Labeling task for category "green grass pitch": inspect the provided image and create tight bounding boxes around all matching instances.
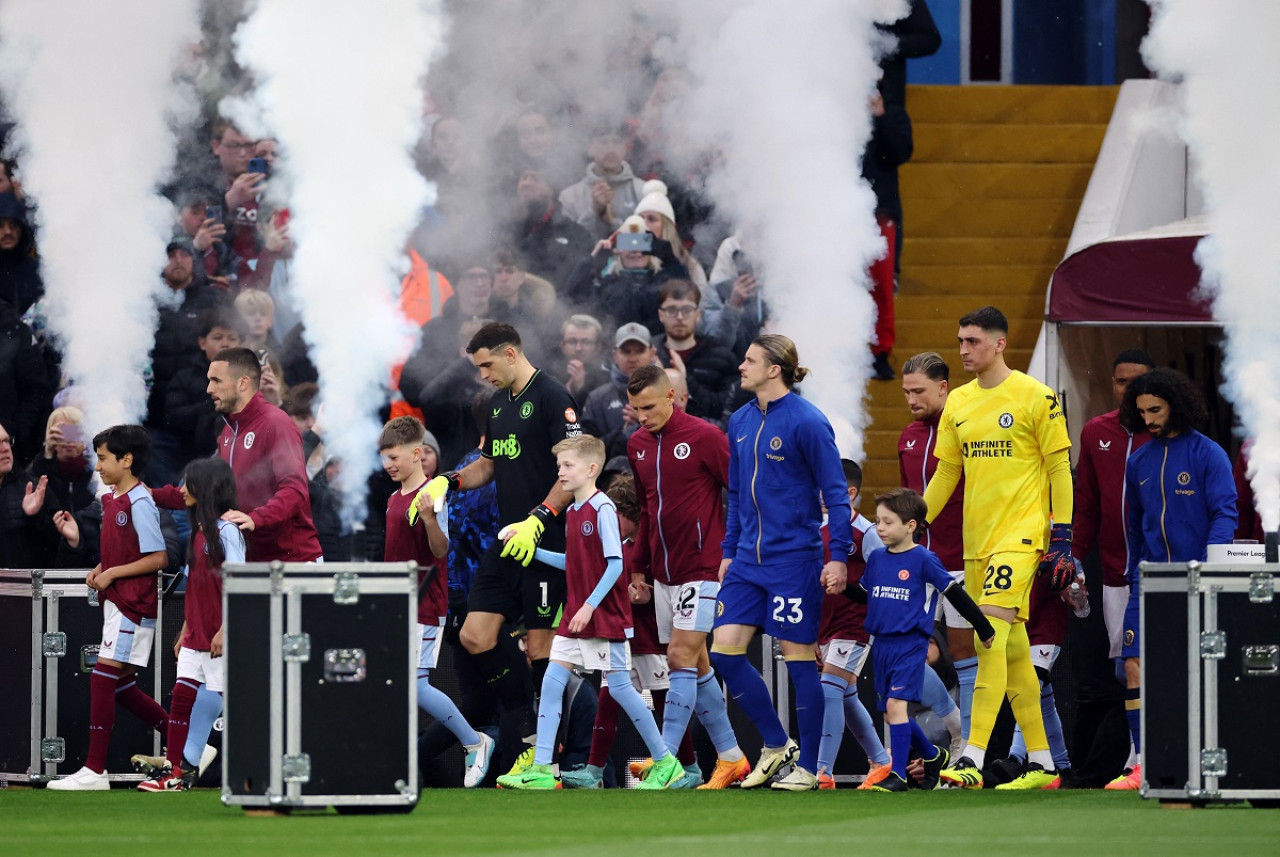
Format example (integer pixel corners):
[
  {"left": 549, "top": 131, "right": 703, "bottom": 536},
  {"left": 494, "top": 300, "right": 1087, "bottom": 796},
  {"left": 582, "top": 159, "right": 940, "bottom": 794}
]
[{"left": 2, "top": 788, "right": 1278, "bottom": 857}]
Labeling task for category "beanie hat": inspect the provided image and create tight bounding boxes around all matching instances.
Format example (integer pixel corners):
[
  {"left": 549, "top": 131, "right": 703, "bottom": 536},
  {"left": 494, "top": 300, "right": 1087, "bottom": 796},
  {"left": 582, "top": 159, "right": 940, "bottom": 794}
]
[
  {"left": 634, "top": 179, "right": 675, "bottom": 226},
  {"left": 421, "top": 429, "right": 442, "bottom": 460}
]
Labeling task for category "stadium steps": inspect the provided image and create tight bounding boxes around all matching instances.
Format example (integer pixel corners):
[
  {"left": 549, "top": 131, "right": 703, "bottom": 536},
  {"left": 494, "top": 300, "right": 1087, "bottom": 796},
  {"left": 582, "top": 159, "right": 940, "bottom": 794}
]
[{"left": 859, "top": 84, "right": 1118, "bottom": 505}]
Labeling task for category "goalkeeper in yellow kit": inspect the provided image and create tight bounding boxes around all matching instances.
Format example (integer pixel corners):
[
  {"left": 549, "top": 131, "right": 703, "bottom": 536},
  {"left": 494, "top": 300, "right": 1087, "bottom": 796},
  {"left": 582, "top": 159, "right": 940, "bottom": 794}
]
[{"left": 924, "top": 307, "right": 1074, "bottom": 790}]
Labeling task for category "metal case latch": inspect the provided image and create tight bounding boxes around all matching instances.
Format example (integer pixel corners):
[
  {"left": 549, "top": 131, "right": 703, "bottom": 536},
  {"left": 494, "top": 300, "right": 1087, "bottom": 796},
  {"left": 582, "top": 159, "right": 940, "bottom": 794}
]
[
  {"left": 323, "top": 648, "right": 367, "bottom": 683},
  {"left": 1249, "top": 573, "right": 1275, "bottom": 604},
  {"left": 80, "top": 645, "right": 99, "bottom": 673},
  {"left": 1243, "top": 645, "right": 1279, "bottom": 676},
  {"left": 1201, "top": 748, "right": 1228, "bottom": 778},
  {"left": 1200, "top": 630, "right": 1227, "bottom": 659},
  {"left": 41, "top": 737, "right": 65, "bottom": 763},
  {"left": 332, "top": 572, "right": 360, "bottom": 605},
  {"left": 282, "top": 753, "right": 311, "bottom": 783},
  {"left": 42, "top": 632, "right": 66, "bottom": 657},
  {"left": 282, "top": 633, "right": 311, "bottom": 663}
]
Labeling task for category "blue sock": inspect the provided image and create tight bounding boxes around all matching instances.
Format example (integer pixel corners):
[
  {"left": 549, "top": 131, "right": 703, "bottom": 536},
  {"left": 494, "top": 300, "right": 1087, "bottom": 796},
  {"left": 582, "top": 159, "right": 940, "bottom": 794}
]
[
  {"left": 534, "top": 663, "right": 571, "bottom": 765},
  {"left": 184, "top": 685, "right": 222, "bottom": 768},
  {"left": 889, "top": 721, "right": 910, "bottom": 778},
  {"left": 785, "top": 658, "right": 822, "bottom": 773},
  {"left": 1126, "top": 687, "right": 1141, "bottom": 753},
  {"left": 607, "top": 671, "right": 669, "bottom": 760},
  {"left": 910, "top": 718, "right": 935, "bottom": 758},
  {"left": 694, "top": 672, "right": 739, "bottom": 756},
  {"left": 817, "top": 675, "right": 848, "bottom": 775},
  {"left": 662, "top": 668, "right": 698, "bottom": 754},
  {"left": 418, "top": 670, "right": 480, "bottom": 748},
  {"left": 844, "top": 687, "right": 889, "bottom": 765},
  {"left": 711, "top": 650, "right": 787, "bottom": 747},
  {"left": 921, "top": 667, "right": 957, "bottom": 715},
  {"left": 954, "top": 656, "right": 978, "bottom": 741},
  {"left": 1041, "top": 682, "right": 1069, "bottom": 771},
  {"left": 1010, "top": 724, "right": 1028, "bottom": 763}
]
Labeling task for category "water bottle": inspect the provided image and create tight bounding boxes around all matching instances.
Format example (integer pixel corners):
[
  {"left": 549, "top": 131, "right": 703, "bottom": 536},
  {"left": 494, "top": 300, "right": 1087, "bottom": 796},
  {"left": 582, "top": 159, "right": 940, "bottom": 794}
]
[{"left": 1068, "top": 573, "right": 1090, "bottom": 618}]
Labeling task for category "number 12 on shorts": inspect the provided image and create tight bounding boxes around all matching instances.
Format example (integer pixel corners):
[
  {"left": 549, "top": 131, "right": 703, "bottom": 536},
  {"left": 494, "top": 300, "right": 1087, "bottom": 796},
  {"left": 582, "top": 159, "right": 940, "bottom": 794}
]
[
  {"left": 771, "top": 596, "right": 804, "bottom": 624},
  {"left": 984, "top": 564, "right": 1013, "bottom": 592}
]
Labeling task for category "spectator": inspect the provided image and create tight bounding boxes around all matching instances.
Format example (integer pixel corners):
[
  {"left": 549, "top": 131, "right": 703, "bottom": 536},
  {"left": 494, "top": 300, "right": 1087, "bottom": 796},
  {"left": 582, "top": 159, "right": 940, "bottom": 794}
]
[
  {"left": 282, "top": 381, "right": 324, "bottom": 479},
  {"left": 0, "top": 159, "right": 23, "bottom": 199},
  {"left": 418, "top": 117, "right": 476, "bottom": 216},
  {"left": 309, "top": 455, "right": 352, "bottom": 562},
  {"left": 511, "top": 169, "right": 594, "bottom": 292},
  {"left": 548, "top": 313, "right": 610, "bottom": 400},
  {"left": 0, "top": 420, "right": 41, "bottom": 566},
  {"left": 408, "top": 318, "right": 491, "bottom": 469},
  {"left": 163, "top": 307, "right": 245, "bottom": 469},
  {"left": 505, "top": 110, "right": 575, "bottom": 194},
  {"left": 634, "top": 180, "right": 706, "bottom": 288},
  {"left": 0, "top": 190, "right": 42, "bottom": 315},
  {"left": 650, "top": 280, "right": 738, "bottom": 424},
  {"left": 147, "top": 239, "right": 231, "bottom": 487},
  {"left": 863, "top": 87, "right": 914, "bottom": 381},
  {"left": 234, "top": 288, "right": 282, "bottom": 358},
  {"left": 173, "top": 187, "right": 232, "bottom": 280},
  {"left": 6, "top": 409, "right": 95, "bottom": 568},
  {"left": 490, "top": 246, "right": 561, "bottom": 364},
  {"left": 208, "top": 120, "right": 265, "bottom": 285},
  {"left": 558, "top": 122, "right": 648, "bottom": 241},
  {"left": 581, "top": 322, "right": 656, "bottom": 459},
  {"left": 0, "top": 297, "right": 51, "bottom": 465},
  {"left": 570, "top": 215, "right": 689, "bottom": 333},
  {"left": 400, "top": 263, "right": 497, "bottom": 403},
  {"left": 704, "top": 234, "right": 768, "bottom": 359}
]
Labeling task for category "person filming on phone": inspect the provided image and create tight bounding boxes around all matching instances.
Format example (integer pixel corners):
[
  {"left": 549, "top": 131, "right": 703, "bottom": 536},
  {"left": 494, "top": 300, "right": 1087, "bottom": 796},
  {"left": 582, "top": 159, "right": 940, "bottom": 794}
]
[{"left": 568, "top": 214, "right": 688, "bottom": 333}]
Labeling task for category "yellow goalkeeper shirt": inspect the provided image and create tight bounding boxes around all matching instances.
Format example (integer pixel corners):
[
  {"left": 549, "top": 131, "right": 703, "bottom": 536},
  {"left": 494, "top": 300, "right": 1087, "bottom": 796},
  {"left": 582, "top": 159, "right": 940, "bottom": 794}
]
[{"left": 933, "top": 370, "right": 1071, "bottom": 559}]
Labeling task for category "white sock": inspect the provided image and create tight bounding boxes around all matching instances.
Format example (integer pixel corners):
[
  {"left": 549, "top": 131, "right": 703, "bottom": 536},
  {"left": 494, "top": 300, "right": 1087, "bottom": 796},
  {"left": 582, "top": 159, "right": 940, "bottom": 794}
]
[
  {"left": 942, "top": 708, "right": 962, "bottom": 739},
  {"left": 1028, "top": 749, "right": 1054, "bottom": 771},
  {"left": 963, "top": 744, "right": 986, "bottom": 767},
  {"left": 719, "top": 745, "right": 745, "bottom": 763}
]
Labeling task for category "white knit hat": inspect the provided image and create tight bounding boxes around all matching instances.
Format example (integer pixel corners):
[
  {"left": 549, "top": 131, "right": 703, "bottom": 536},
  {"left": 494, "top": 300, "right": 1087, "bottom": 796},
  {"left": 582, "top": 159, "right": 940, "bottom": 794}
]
[{"left": 634, "top": 179, "right": 675, "bottom": 226}]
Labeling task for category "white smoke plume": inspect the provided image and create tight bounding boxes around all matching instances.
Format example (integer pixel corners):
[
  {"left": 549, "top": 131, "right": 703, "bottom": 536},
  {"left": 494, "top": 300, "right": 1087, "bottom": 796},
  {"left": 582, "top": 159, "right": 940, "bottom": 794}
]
[
  {"left": 659, "top": 0, "right": 906, "bottom": 460},
  {"left": 0, "top": 1, "right": 200, "bottom": 430},
  {"left": 1143, "top": 0, "right": 1280, "bottom": 530},
  {"left": 228, "top": 0, "right": 444, "bottom": 521}
]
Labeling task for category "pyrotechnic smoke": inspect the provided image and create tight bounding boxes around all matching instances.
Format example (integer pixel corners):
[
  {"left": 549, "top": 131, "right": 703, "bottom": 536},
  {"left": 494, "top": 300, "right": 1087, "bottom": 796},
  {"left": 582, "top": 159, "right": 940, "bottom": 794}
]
[
  {"left": 1143, "top": 0, "right": 1280, "bottom": 529},
  {"left": 227, "top": 0, "right": 444, "bottom": 521},
  {"left": 0, "top": 1, "right": 200, "bottom": 430},
  {"left": 660, "top": 0, "right": 907, "bottom": 460}
]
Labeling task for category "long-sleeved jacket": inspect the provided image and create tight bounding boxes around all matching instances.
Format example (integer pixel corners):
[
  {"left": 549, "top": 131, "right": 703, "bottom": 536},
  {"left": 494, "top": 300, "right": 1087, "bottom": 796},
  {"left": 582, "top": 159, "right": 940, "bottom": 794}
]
[
  {"left": 723, "top": 391, "right": 850, "bottom": 565},
  {"left": 1125, "top": 429, "right": 1236, "bottom": 584},
  {"left": 1073, "top": 409, "right": 1149, "bottom": 586}
]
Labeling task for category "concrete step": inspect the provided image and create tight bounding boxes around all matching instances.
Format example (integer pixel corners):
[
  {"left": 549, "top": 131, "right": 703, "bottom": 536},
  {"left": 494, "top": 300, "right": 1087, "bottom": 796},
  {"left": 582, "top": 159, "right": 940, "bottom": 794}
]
[
  {"left": 903, "top": 236, "right": 1066, "bottom": 268},
  {"left": 908, "top": 197, "right": 1079, "bottom": 238},
  {"left": 900, "top": 162, "right": 1094, "bottom": 200},
  {"left": 907, "top": 84, "right": 1120, "bottom": 125},
  {"left": 912, "top": 123, "right": 1107, "bottom": 164},
  {"left": 896, "top": 267, "right": 1054, "bottom": 299}
]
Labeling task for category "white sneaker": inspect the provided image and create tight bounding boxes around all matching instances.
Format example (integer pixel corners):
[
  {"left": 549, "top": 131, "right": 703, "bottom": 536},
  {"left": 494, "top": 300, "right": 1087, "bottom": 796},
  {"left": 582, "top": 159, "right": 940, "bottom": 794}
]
[
  {"left": 463, "top": 733, "right": 495, "bottom": 788},
  {"left": 47, "top": 766, "right": 110, "bottom": 791},
  {"left": 741, "top": 738, "right": 799, "bottom": 789},
  {"left": 197, "top": 744, "right": 218, "bottom": 779},
  {"left": 771, "top": 765, "right": 819, "bottom": 791}
]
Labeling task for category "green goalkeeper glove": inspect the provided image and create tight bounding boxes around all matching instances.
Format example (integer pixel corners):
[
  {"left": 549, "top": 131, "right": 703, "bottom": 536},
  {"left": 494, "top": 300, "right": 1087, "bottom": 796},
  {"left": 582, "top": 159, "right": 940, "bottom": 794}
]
[
  {"left": 408, "top": 472, "right": 460, "bottom": 526},
  {"left": 499, "top": 504, "right": 556, "bottom": 566}
]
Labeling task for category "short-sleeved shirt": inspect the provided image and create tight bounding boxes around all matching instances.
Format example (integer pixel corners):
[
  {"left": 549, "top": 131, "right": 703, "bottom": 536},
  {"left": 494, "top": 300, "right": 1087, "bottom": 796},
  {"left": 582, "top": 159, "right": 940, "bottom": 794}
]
[
  {"left": 481, "top": 370, "right": 581, "bottom": 551},
  {"left": 818, "top": 514, "right": 881, "bottom": 646},
  {"left": 861, "top": 544, "right": 955, "bottom": 638},
  {"left": 564, "top": 491, "right": 630, "bottom": 641},
  {"left": 385, "top": 483, "right": 450, "bottom": 624},
  {"left": 100, "top": 483, "right": 166, "bottom": 623},
  {"left": 933, "top": 371, "right": 1070, "bottom": 558},
  {"left": 186, "top": 519, "right": 245, "bottom": 650}
]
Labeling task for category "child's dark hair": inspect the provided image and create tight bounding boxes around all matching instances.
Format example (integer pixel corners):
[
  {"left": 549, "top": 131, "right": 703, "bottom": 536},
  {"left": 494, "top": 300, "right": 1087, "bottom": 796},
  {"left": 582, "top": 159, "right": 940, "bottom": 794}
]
[
  {"left": 841, "top": 458, "right": 863, "bottom": 491},
  {"left": 605, "top": 473, "right": 640, "bottom": 523},
  {"left": 92, "top": 425, "right": 152, "bottom": 479},
  {"left": 875, "top": 487, "right": 928, "bottom": 533},
  {"left": 183, "top": 458, "right": 239, "bottom": 569}
]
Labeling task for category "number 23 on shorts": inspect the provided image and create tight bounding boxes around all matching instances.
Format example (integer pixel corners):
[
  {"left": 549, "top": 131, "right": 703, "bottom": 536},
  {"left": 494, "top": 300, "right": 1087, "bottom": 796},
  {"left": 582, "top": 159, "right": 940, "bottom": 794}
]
[{"left": 771, "top": 596, "right": 804, "bottom": 624}]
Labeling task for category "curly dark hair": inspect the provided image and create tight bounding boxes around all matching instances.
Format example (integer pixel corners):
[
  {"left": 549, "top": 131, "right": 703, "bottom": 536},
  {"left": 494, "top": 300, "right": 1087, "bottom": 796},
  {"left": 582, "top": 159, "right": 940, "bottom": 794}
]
[{"left": 1119, "top": 367, "right": 1206, "bottom": 436}]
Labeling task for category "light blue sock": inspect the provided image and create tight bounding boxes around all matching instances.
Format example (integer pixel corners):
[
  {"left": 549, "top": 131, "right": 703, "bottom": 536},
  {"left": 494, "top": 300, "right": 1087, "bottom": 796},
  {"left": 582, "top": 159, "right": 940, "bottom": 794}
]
[
  {"left": 954, "top": 656, "right": 979, "bottom": 741},
  {"left": 607, "top": 670, "right": 670, "bottom": 760},
  {"left": 533, "top": 663, "right": 572, "bottom": 765},
  {"left": 1042, "top": 682, "right": 1070, "bottom": 771},
  {"left": 817, "top": 675, "right": 848, "bottom": 775},
  {"left": 711, "top": 650, "right": 788, "bottom": 747},
  {"left": 662, "top": 668, "right": 698, "bottom": 754},
  {"left": 921, "top": 666, "right": 957, "bottom": 715},
  {"left": 417, "top": 670, "right": 481, "bottom": 748},
  {"left": 785, "top": 659, "right": 823, "bottom": 773},
  {"left": 1010, "top": 724, "right": 1028, "bottom": 763},
  {"left": 694, "top": 672, "right": 740, "bottom": 756},
  {"left": 844, "top": 687, "right": 889, "bottom": 766},
  {"left": 183, "top": 685, "right": 222, "bottom": 768}
]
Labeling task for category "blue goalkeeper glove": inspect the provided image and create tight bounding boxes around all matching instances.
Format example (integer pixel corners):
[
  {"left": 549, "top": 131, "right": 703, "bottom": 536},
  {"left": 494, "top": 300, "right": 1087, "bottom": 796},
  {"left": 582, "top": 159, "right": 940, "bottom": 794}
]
[
  {"left": 1038, "top": 523, "right": 1075, "bottom": 591},
  {"left": 499, "top": 504, "right": 556, "bottom": 567}
]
